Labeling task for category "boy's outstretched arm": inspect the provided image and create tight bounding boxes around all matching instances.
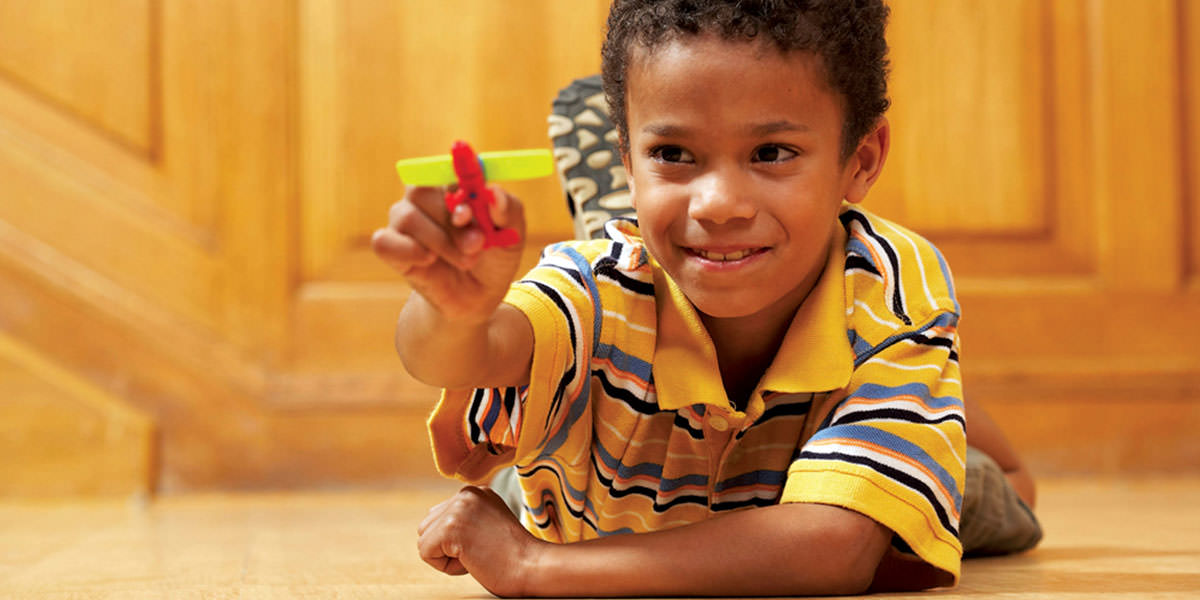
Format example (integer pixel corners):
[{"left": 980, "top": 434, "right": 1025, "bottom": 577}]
[
  {"left": 373, "top": 184, "right": 533, "bottom": 389},
  {"left": 418, "top": 486, "right": 899, "bottom": 598}
]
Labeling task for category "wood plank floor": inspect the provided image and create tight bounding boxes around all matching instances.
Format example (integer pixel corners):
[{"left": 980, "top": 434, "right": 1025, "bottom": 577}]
[{"left": 2, "top": 478, "right": 1198, "bottom": 599}]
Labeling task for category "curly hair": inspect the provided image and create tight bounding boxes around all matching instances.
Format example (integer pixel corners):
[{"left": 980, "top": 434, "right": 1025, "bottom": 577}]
[{"left": 601, "top": 0, "right": 891, "bottom": 162}]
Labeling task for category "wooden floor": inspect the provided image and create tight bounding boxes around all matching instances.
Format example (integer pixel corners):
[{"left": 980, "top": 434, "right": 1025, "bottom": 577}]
[{"left": 2, "top": 478, "right": 1198, "bottom": 599}]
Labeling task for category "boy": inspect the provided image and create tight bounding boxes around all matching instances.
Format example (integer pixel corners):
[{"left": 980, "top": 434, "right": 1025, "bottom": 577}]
[{"left": 374, "top": 0, "right": 1039, "bottom": 596}]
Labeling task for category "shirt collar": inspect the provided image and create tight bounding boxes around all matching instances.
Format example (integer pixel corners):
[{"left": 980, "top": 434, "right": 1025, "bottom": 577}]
[{"left": 651, "top": 225, "right": 854, "bottom": 413}]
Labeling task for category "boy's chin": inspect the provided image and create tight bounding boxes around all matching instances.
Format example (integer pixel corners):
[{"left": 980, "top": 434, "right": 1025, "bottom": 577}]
[{"left": 691, "top": 294, "right": 774, "bottom": 321}]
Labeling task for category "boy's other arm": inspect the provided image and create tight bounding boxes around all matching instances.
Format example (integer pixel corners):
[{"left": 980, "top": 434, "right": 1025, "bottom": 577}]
[
  {"left": 419, "top": 486, "right": 901, "bottom": 598},
  {"left": 373, "top": 184, "right": 533, "bottom": 389},
  {"left": 965, "top": 398, "right": 1036, "bottom": 508}
]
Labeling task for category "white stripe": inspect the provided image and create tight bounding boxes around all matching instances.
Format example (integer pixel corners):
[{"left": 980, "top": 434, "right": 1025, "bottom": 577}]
[
  {"left": 839, "top": 397, "right": 959, "bottom": 423},
  {"left": 594, "top": 364, "right": 650, "bottom": 398},
  {"left": 852, "top": 218, "right": 904, "bottom": 319},
  {"left": 602, "top": 309, "right": 655, "bottom": 334},
  {"left": 880, "top": 219, "right": 939, "bottom": 311},
  {"left": 854, "top": 299, "right": 901, "bottom": 330},
  {"left": 804, "top": 440, "right": 957, "bottom": 522},
  {"left": 865, "top": 357, "right": 943, "bottom": 373}
]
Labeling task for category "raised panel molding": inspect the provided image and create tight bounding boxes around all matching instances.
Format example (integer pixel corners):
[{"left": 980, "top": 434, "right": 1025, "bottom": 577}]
[
  {"left": 0, "top": 125, "right": 222, "bottom": 335},
  {"left": 297, "top": 0, "right": 593, "bottom": 284},
  {"left": 0, "top": 332, "right": 154, "bottom": 498},
  {"left": 875, "top": 0, "right": 1097, "bottom": 281},
  {"left": 0, "top": 220, "right": 441, "bottom": 490},
  {"left": 884, "top": 0, "right": 1050, "bottom": 234},
  {"left": 0, "top": 0, "right": 155, "bottom": 154}
]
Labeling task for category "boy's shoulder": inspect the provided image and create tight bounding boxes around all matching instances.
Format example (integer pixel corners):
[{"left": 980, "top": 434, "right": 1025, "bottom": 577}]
[{"left": 838, "top": 204, "right": 960, "bottom": 332}]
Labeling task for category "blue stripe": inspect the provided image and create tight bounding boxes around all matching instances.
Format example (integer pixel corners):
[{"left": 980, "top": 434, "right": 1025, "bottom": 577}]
[
  {"left": 808, "top": 424, "right": 962, "bottom": 508},
  {"left": 929, "top": 242, "right": 960, "bottom": 314},
  {"left": 520, "top": 461, "right": 587, "bottom": 505},
  {"left": 592, "top": 439, "right": 709, "bottom": 492},
  {"left": 847, "top": 329, "right": 873, "bottom": 357},
  {"left": 594, "top": 342, "right": 653, "bottom": 382},
  {"left": 480, "top": 390, "right": 502, "bottom": 435},
  {"left": 846, "top": 238, "right": 876, "bottom": 268},
  {"left": 713, "top": 469, "right": 786, "bottom": 493},
  {"left": 559, "top": 246, "right": 603, "bottom": 356},
  {"left": 853, "top": 312, "right": 959, "bottom": 367},
  {"left": 849, "top": 382, "right": 963, "bottom": 410}
]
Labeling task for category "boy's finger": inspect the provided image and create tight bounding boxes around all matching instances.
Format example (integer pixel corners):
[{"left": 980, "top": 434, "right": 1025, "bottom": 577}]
[
  {"left": 392, "top": 186, "right": 447, "bottom": 224},
  {"left": 487, "top": 185, "right": 521, "bottom": 231},
  {"left": 484, "top": 184, "right": 508, "bottom": 229},
  {"left": 417, "top": 530, "right": 460, "bottom": 574},
  {"left": 386, "top": 202, "right": 471, "bottom": 269},
  {"left": 417, "top": 497, "right": 456, "bottom": 536},
  {"left": 449, "top": 203, "right": 474, "bottom": 228},
  {"left": 371, "top": 228, "right": 436, "bottom": 273},
  {"left": 444, "top": 559, "right": 468, "bottom": 576}
]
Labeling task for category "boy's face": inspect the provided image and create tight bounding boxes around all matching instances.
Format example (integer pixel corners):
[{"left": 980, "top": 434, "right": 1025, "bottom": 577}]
[{"left": 623, "top": 35, "right": 876, "bottom": 324}]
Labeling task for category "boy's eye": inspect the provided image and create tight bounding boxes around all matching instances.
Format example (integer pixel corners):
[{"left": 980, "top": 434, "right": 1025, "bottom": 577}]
[
  {"left": 649, "top": 145, "right": 694, "bottom": 163},
  {"left": 752, "top": 144, "right": 798, "bottom": 163}
]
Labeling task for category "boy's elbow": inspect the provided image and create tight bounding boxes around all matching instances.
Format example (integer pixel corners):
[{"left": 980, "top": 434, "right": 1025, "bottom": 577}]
[
  {"left": 790, "top": 507, "right": 891, "bottom": 595},
  {"left": 810, "top": 540, "right": 882, "bottom": 596},
  {"left": 827, "top": 555, "right": 879, "bottom": 596}
]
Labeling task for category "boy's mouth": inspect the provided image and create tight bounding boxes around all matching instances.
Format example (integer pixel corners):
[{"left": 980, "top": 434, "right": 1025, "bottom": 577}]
[{"left": 686, "top": 247, "right": 768, "bottom": 262}]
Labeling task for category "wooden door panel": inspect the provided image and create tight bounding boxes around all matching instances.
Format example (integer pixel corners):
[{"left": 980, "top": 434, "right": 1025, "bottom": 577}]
[
  {"left": 1, "top": 0, "right": 1196, "bottom": 496},
  {"left": 0, "top": 0, "right": 154, "bottom": 153},
  {"left": 287, "top": 0, "right": 609, "bottom": 391}
]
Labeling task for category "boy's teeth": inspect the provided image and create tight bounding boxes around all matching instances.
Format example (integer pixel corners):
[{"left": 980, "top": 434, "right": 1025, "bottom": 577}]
[{"left": 697, "top": 248, "right": 754, "bottom": 261}]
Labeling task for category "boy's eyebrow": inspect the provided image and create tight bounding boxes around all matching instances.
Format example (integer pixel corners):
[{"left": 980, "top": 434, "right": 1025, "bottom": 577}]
[
  {"left": 641, "top": 123, "right": 689, "bottom": 137},
  {"left": 748, "top": 120, "right": 811, "bottom": 135},
  {"left": 641, "top": 121, "right": 811, "bottom": 137}
]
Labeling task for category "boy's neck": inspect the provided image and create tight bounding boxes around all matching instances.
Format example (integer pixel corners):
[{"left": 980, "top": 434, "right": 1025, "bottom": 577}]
[
  {"left": 697, "top": 249, "right": 830, "bottom": 412},
  {"left": 701, "top": 312, "right": 791, "bottom": 411}
]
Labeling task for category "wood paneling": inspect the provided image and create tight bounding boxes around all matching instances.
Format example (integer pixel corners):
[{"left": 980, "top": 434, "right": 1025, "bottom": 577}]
[
  {"left": 0, "top": 333, "right": 153, "bottom": 497},
  {"left": 0, "top": 0, "right": 1197, "bottom": 496},
  {"left": 884, "top": 0, "right": 1048, "bottom": 234},
  {"left": 0, "top": 0, "right": 153, "bottom": 153},
  {"left": 291, "top": 0, "right": 606, "bottom": 376},
  {"left": 1185, "top": 0, "right": 1200, "bottom": 286}
]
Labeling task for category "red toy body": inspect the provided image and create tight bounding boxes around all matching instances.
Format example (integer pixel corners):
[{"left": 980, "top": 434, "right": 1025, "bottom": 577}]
[{"left": 446, "top": 141, "right": 521, "bottom": 248}]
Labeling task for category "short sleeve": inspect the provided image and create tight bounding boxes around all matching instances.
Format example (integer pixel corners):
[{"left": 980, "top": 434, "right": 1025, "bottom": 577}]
[
  {"left": 427, "top": 242, "right": 603, "bottom": 483},
  {"left": 781, "top": 311, "right": 966, "bottom": 582}
]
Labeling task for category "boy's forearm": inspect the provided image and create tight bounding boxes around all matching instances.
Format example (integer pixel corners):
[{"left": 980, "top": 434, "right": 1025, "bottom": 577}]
[
  {"left": 395, "top": 295, "right": 532, "bottom": 389},
  {"left": 521, "top": 502, "right": 891, "bottom": 598}
]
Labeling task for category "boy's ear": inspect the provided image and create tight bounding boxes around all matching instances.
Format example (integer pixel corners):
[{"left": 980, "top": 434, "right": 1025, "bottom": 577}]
[{"left": 843, "top": 117, "right": 890, "bottom": 205}]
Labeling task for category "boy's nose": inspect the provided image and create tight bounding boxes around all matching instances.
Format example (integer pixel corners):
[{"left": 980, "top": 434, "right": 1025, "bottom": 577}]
[{"left": 687, "top": 167, "right": 757, "bottom": 224}]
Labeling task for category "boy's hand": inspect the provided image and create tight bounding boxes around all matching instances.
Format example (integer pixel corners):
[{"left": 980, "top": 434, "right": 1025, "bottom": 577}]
[
  {"left": 372, "top": 184, "right": 526, "bottom": 324},
  {"left": 417, "top": 486, "right": 543, "bottom": 598}
]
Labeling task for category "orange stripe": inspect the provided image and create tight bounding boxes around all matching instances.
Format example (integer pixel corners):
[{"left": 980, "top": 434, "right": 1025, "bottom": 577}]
[
  {"left": 591, "top": 357, "right": 652, "bottom": 394},
  {"left": 851, "top": 230, "right": 891, "bottom": 293},
  {"left": 789, "top": 464, "right": 962, "bottom": 553},
  {"left": 807, "top": 437, "right": 960, "bottom": 519},
  {"left": 841, "top": 393, "right": 961, "bottom": 415}
]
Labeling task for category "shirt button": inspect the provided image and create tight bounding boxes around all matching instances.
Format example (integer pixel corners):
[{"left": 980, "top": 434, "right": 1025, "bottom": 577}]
[{"left": 709, "top": 416, "right": 729, "bottom": 432}]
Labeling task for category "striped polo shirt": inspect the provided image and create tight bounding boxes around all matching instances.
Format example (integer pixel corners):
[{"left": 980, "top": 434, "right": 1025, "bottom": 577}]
[{"left": 428, "top": 204, "right": 966, "bottom": 581}]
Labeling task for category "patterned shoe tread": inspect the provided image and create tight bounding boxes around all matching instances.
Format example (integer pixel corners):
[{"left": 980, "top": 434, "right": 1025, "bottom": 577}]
[{"left": 548, "top": 75, "right": 634, "bottom": 240}]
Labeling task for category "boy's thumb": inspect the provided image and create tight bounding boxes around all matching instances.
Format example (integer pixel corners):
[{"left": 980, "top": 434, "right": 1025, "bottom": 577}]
[{"left": 488, "top": 185, "right": 524, "bottom": 235}]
